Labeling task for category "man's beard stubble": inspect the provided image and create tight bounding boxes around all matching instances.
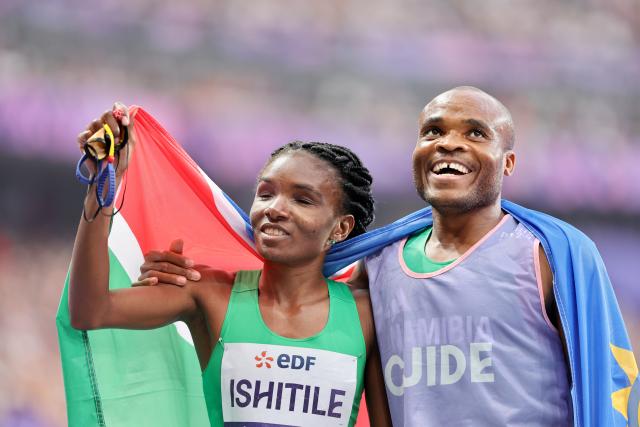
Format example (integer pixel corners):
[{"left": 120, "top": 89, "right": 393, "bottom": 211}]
[{"left": 415, "top": 170, "right": 503, "bottom": 216}]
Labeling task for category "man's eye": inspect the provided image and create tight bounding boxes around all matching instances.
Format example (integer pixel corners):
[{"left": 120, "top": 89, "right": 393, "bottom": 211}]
[
  {"left": 469, "top": 129, "right": 485, "bottom": 138},
  {"left": 296, "top": 198, "right": 313, "bottom": 205},
  {"left": 257, "top": 193, "right": 272, "bottom": 199},
  {"left": 424, "top": 128, "right": 441, "bottom": 138}
]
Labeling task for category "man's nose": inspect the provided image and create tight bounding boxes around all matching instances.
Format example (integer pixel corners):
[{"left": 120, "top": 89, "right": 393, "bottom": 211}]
[{"left": 435, "top": 132, "right": 467, "bottom": 152}]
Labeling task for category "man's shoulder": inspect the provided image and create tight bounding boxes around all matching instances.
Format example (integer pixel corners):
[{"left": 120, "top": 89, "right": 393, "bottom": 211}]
[
  {"left": 504, "top": 200, "right": 596, "bottom": 248},
  {"left": 363, "top": 238, "right": 402, "bottom": 265},
  {"left": 506, "top": 201, "right": 608, "bottom": 284}
]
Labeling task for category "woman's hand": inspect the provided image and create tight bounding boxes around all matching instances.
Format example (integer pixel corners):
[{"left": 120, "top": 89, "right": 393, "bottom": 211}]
[
  {"left": 134, "top": 239, "right": 203, "bottom": 287},
  {"left": 76, "top": 102, "right": 135, "bottom": 179}
]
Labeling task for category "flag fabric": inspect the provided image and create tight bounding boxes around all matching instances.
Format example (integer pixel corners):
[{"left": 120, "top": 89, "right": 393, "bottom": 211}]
[
  {"left": 58, "top": 107, "right": 636, "bottom": 427},
  {"left": 326, "top": 200, "right": 639, "bottom": 427},
  {"left": 56, "top": 107, "right": 370, "bottom": 426}
]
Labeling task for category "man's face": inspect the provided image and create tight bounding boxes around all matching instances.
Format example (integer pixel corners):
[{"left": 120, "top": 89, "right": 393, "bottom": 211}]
[{"left": 412, "top": 89, "right": 515, "bottom": 214}]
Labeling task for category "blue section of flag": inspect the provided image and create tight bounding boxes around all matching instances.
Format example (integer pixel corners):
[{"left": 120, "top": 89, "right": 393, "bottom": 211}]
[
  {"left": 629, "top": 380, "right": 640, "bottom": 427},
  {"left": 223, "top": 190, "right": 251, "bottom": 225},
  {"left": 222, "top": 189, "right": 256, "bottom": 241},
  {"left": 322, "top": 199, "right": 636, "bottom": 427}
]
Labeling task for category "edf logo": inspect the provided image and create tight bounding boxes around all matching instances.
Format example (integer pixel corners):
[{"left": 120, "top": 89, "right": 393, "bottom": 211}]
[
  {"left": 254, "top": 351, "right": 274, "bottom": 368},
  {"left": 254, "top": 351, "right": 317, "bottom": 371}
]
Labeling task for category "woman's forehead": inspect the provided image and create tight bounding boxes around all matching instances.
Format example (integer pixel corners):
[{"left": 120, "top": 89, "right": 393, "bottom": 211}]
[{"left": 261, "top": 151, "right": 340, "bottom": 188}]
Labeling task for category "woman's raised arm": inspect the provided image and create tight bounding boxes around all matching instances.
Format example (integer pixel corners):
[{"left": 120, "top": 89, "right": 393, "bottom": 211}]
[{"left": 69, "top": 104, "right": 198, "bottom": 330}]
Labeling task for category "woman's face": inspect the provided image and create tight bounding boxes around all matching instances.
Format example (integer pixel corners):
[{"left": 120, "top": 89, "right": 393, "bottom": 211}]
[{"left": 249, "top": 151, "right": 352, "bottom": 266}]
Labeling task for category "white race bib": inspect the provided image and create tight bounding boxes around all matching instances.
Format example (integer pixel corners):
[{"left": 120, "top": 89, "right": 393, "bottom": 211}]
[{"left": 221, "top": 343, "right": 358, "bottom": 426}]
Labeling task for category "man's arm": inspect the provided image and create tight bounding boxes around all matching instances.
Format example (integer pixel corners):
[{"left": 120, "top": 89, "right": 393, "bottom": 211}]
[
  {"left": 347, "top": 260, "right": 369, "bottom": 290},
  {"left": 364, "top": 341, "right": 392, "bottom": 426},
  {"left": 352, "top": 289, "right": 391, "bottom": 426},
  {"left": 136, "top": 244, "right": 370, "bottom": 291},
  {"left": 538, "top": 244, "right": 571, "bottom": 377}
]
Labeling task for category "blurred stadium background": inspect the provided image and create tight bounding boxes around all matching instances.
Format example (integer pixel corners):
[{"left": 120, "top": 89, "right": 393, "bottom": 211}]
[{"left": 1, "top": 1, "right": 639, "bottom": 425}]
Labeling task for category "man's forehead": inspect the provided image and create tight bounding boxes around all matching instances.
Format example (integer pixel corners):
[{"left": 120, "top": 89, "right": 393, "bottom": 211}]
[
  {"left": 420, "top": 89, "right": 509, "bottom": 126},
  {"left": 418, "top": 87, "right": 516, "bottom": 148}
]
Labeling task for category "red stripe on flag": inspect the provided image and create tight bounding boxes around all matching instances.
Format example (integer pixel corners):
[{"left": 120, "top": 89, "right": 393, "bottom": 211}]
[
  {"left": 330, "top": 264, "right": 356, "bottom": 282},
  {"left": 355, "top": 394, "right": 370, "bottom": 426},
  {"left": 117, "top": 107, "right": 263, "bottom": 271}
]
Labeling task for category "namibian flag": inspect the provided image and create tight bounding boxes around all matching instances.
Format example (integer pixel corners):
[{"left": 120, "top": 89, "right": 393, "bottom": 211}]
[{"left": 56, "top": 107, "right": 366, "bottom": 426}]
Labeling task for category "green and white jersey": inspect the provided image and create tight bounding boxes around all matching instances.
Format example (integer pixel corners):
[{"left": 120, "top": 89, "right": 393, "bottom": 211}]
[{"left": 202, "top": 270, "right": 366, "bottom": 427}]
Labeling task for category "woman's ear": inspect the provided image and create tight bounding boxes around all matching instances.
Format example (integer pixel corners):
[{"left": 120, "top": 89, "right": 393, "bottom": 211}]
[{"left": 332, "top": 215, "right": 355, "bottom": 244}]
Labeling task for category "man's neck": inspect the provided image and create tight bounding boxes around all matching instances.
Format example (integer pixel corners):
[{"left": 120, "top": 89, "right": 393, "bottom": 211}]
[{"left": 426, "top": 201, "right": 505, "bottom": 262}]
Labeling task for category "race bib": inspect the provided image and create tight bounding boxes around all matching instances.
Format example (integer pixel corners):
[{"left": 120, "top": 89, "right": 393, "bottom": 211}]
[{"left": 221, "top": 342, "right": 358, "bottom": 426}]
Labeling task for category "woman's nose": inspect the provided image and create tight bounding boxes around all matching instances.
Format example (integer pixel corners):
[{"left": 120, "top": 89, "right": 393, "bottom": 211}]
[{"left": 264, "top": 197, "right": 288, "bottom": 221}]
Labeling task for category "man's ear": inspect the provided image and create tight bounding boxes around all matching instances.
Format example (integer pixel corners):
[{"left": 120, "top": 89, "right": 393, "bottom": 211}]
[{"left": 503, "top": 150, "right": 516, "bottom": 176}]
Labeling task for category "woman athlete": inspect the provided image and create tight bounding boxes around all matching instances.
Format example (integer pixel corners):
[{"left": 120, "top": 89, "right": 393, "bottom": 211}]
[{"left": 69, "top": 104, "right": 391, "bottom": 426}]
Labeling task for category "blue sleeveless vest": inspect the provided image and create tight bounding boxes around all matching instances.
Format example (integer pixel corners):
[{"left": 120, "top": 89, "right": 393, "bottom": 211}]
[{"left": 366, "top": 215, "right": 571, "bottom": 426}]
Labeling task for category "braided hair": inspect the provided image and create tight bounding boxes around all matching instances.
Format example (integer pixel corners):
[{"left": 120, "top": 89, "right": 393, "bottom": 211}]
[{"left": 266, "top": 141, "right": 375, "bottom": 238}]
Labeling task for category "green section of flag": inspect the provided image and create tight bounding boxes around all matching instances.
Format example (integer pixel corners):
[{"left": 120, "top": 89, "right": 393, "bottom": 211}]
[{"left": 57, "top": 250, "right": 210, "bottom": 426}]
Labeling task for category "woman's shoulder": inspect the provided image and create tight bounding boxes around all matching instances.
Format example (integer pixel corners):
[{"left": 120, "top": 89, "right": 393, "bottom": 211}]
[
  {"left": 189, "top": 267, "right": 236, "bottom": 298},
  {"left": 328, "top": 280, "right": 371, "bottom": 312}
]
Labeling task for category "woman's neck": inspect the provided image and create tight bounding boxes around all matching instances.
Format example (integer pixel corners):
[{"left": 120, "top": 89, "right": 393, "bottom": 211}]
[{"left": 259, "top": 260, "right": 328, "bottom": 307}]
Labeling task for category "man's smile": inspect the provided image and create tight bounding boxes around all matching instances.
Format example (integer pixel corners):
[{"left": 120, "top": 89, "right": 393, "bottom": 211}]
[
  {"left": 425, "top": 159, "right": 475, "bottom": 186},
  {"left": 430, "top": 161, "right": 471, "bottom": 176}
]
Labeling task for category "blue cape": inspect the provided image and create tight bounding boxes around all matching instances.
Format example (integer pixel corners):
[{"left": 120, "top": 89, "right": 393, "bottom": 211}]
[{"left": 325, "top": 199, "right": 638, "bottom": 427}]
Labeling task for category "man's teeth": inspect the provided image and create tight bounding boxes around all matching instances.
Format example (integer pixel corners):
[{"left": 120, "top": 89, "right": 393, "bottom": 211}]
[
  {"left": 432, "top": 162, "right": 470, "bottom": 174},
  {"left": 263, "top": 227, "right": 286, "bottom": 236}
]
